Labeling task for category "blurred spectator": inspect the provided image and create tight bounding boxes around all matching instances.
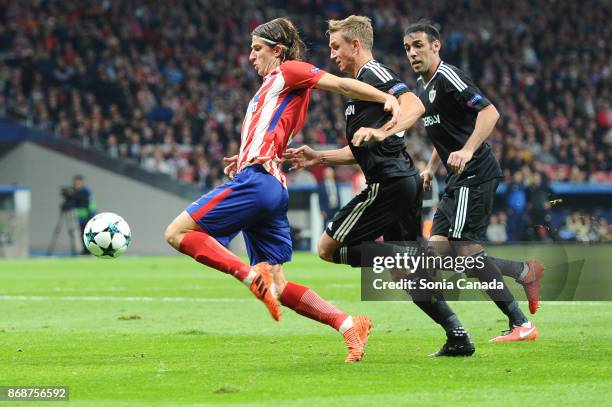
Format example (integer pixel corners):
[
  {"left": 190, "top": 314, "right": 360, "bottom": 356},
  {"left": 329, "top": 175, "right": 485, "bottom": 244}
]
[
  {"left": 558, "top": 211, "right": 610, "bottom": 242},
  {"left": 560, "top": 211, "right": 582, "bottom": 241},
  {"left": 65, "top": 174, "right": 96, "bottom": 255},
  {"left": 526, "top": 171, "right": 554, "bottom": 240},
  {"left": 576, "top": 216, "right": 599, "bottom": 242},
  {"left": 142, "top": 146, "right": 175, "bottom": 177},
  {"left": 505, "top": 171, "right": 528, "bottom": 241},
  {"left": 318, "top": 167, "right": 341, "bottom": 223},
  {"left": 486, "top": 213, "right": 508, "bottom": 243},
  {"left": 596, "top": 218, "right": 612, "bottom": 241}
]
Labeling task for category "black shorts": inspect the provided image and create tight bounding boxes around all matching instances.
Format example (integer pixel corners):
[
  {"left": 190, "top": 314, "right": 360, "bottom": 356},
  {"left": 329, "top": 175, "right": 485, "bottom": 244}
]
[
  {"left": 325, "top": 175, "right": 422, "bottom": 244},
  {"left": 431, "top": 178, "right": 500, "bottom": 241}
]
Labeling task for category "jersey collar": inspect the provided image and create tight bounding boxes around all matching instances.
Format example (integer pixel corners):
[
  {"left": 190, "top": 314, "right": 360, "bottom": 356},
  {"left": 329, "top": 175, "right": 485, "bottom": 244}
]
[
  {"left": 264, "top": 62, "right": 284, "bottom": 81},
  {"left": 421, "top": 60, "right": 443, "bottom": 89},
  {"left": 356, "top": 58, "right": 374, "bottom": 78}
]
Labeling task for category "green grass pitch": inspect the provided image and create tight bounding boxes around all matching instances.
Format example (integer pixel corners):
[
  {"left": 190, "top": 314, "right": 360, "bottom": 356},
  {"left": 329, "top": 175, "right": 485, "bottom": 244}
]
[{"left": 1, "top": 253, "right": 610, "bottom": 406}]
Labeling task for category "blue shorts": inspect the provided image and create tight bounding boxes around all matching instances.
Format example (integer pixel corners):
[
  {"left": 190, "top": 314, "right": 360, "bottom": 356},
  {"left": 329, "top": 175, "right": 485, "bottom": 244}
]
[{"left": 186, "top": 165, "right": 292, "bottom": 266}]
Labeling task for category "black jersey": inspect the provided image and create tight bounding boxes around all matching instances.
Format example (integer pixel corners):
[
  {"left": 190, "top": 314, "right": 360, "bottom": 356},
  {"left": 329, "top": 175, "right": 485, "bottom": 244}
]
[
  {"left": 345, "top": 60, "right": 419, "bottom": 184},
  {"left": 415, "top": 61, "right": 502, "bottom": 186}
]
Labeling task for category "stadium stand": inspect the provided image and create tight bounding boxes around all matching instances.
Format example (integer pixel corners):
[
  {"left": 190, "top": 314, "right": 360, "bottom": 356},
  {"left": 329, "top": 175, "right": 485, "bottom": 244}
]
[{"left": 0, "top": 0, "right": 609, "bottom": 242}]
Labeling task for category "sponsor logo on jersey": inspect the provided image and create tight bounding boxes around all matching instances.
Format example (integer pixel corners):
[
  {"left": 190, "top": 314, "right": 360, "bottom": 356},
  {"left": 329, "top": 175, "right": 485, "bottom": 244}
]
[
  {"left": 345, "top": 104, "right": 355, "bottom": 117},
  {"left": 429, "top": 88, "right": 436, "bottom": 103},
  {"left": 467, "top": 93, "right": 483, "bottom": 107},
  {"left": 310, "top": 67, "right": 321, "bottom": 73},
  {"left": 247, "top": 94, "right": 260, "bottom": 114},
  {"left": 422, "top": 114, "right": 441, "bottom": 127},
  {"left": 388, "top": 83, "right": 408, "bottom": 95}
]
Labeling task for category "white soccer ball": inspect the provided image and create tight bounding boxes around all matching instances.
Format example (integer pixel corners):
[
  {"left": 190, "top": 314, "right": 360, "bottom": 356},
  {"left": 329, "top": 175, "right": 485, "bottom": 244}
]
[{"left": 83, "top": 212, "right": 131, "bottom": 259}]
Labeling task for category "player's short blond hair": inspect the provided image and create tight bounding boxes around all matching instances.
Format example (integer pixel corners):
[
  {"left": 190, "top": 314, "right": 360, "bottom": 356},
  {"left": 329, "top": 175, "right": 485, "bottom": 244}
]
[{"left": 327, "top": 15, "right": 373, "bottom": 51}]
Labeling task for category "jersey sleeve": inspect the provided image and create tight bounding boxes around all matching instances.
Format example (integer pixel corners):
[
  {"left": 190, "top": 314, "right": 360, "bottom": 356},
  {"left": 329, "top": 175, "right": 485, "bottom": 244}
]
[
  {"left": 361, "top": 64, "right": 410, "bottom": 98},
  {"left": 382, "top": 68, "right": 410, "bottom": 98},
  {"left": 440, "top": 66, "right": 491, "bottom": 111},
  {"left": 281, "top": 60, "right": 326, "bottom": 90},
  {"left": 386, "top": 80, "right": 410, "bottom": 98}
]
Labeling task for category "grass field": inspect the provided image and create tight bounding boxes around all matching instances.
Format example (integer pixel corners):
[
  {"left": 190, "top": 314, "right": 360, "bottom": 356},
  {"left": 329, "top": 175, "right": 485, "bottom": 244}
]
[{"left": 1, "top": 253, "right": 611, "bottom": 406}]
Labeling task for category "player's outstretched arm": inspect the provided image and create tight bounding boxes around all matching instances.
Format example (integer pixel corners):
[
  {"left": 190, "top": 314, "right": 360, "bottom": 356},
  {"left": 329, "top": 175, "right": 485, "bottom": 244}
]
[
  {"left": 315, "top": 73, "right": 400, "bottom": 130},
  {"left": 352, "top": 92, "right": 425, "bottom": 146},
  {"left": 447, "top": 104, "right": 500, "bottom": 174},
  {"left": 284, "top": 145, "right": 356, "bottom": 170}
]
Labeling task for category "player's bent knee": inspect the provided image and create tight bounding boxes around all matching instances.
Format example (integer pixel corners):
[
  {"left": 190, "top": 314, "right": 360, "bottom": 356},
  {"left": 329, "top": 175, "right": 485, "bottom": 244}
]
[
  {"left": 165, "top": 211, "right": 200, "bottom": 250},
  {"left": 317, "top": 248, "right": 329, "bottom": 262},
  {"left": 164, "top": 223, "right": 182, "bottom": 250},
  {"left": 317, "top": 245, "right": 334, "bottom": 262},
  {"left": 163, "top": 226, "right": 175, "bottom": 248},
  {"left": 428, "top": 234, "right": 452, "bottom": 257},
  {"left": 317, "top": 234, "right": 338, "bottom": 262},
  {"left": 455, "top": 243, "right": 483, "bottom": 257}
]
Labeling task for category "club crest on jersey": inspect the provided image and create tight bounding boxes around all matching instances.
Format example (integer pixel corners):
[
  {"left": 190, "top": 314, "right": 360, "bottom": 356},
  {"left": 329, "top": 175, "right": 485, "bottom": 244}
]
[
  {"left": 429, "top": 88, "right": 436, "bottom": 103},
  {"left": 247, "top": 94, "right": 259, "bottom": 114}
]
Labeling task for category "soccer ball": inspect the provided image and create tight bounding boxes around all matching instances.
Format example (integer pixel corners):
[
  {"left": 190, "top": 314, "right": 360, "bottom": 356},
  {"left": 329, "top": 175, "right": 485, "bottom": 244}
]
[{"left": 83, "top": 212, "right": 131, "bottom": 259}]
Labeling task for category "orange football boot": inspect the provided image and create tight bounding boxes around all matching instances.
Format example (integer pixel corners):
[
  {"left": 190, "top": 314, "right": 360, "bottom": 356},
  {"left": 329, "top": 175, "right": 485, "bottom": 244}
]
[
  {"left": 343, "top": 316, "right": 373, "bottom": 363},
  {"left": 489, "top": 321, "right": 539, "bottom": 342},
  {"left": 249, "top": 262, "right": 281, "bottom": 321}
]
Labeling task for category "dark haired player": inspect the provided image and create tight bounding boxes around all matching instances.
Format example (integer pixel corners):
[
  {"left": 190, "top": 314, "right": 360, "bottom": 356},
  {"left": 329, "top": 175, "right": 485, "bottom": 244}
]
[
  {"left": 403, "top": 20, "right": 543, "bottom": 343},
  {"left": 360, "top": 20, "right": 544, "bottom": 351},
  {"left": 164, "top": 18, "right": 402, "bottom": 363}
]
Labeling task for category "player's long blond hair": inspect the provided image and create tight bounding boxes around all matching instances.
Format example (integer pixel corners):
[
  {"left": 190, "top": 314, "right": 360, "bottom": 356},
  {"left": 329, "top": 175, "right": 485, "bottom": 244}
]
[{"left": 327, "top": 15, "right": 374, "bottom": 51}]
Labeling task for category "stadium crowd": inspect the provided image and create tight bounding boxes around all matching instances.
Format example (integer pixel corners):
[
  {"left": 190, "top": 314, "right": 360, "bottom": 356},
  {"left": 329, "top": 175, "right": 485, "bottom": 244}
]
[{"left": 0, "top": 0, "right": 610, "bottom": 241}]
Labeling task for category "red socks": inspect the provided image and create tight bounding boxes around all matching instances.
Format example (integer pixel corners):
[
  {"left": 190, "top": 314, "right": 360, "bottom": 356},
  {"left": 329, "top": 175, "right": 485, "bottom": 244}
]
[
  {"left": 179, "top": 232, "right": 351, "bottom": 332},
  {"left": 179, "top": 230, "right": 250, "bottom": 281},
  {"left": 280, "top": 282, "right": 349, "bottom": 331}
]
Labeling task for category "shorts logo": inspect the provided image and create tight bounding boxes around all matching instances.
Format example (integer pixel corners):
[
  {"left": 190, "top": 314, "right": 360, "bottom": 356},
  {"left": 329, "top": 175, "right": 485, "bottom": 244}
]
[{"left": 429, "top": 88, "right": 436, "bottom": 103}]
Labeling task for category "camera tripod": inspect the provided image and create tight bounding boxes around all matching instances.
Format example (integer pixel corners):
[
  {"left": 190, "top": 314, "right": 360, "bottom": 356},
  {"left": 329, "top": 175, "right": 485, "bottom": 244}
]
[{"left": 47, "top": 209, "right": 81, "bottom": 256}]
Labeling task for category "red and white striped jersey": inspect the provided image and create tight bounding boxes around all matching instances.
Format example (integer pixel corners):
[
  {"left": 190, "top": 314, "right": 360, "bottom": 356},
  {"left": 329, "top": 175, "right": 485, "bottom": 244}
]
[{"left": 237, "top": 60, "right": 325, "bottom": 187}]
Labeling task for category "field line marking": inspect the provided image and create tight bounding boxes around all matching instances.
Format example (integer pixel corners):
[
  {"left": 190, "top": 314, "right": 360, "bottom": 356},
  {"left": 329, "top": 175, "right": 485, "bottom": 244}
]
[
  {"left": 0, "top": 296, "right": 610, "bottom": 306},
  {"left": 0, "top": 295, "right": 251, "bottom": 303}
]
